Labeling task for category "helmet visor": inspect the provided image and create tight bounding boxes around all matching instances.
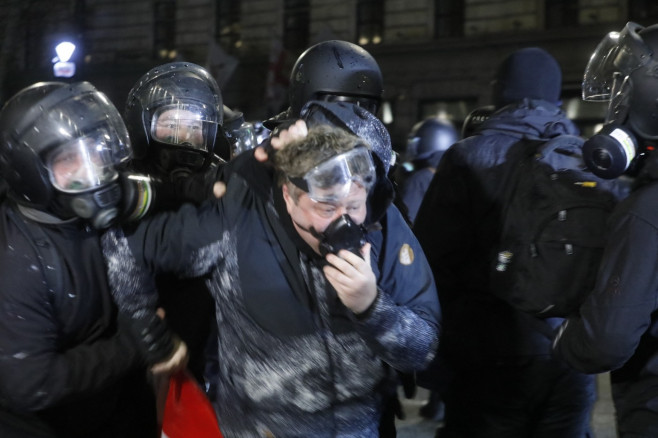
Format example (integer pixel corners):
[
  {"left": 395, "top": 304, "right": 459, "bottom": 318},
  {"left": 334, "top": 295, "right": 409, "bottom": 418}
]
[
  {"left": 150, "top": 103, "right": 218, "bottom": 150},
  {"left": 582, "top": 22, "right": 652, "bottom": 101},
  {"left": 291, "top": 146, "right": 376, "bottom": 202},
  {"left": 317, "top": 93, "right": 380, "bottom": 115},
  {"left": 46, "top": 127, "right": 122, "bottom": 193}
]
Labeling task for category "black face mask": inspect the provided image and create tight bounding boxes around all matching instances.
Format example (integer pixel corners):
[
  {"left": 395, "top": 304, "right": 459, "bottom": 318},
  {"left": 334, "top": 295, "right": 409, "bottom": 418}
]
[
  {"left": 59, "top": 182, "right": 123, "bottom": 229},
  {"left": 311, "top": 214, "right": 367, "bottom": 258}
]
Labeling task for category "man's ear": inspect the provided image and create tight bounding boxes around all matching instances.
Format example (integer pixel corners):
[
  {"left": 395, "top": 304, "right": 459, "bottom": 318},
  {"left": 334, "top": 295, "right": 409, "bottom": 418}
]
[{"left": 282, "top": 183, "right": 295, "bottom": 215}]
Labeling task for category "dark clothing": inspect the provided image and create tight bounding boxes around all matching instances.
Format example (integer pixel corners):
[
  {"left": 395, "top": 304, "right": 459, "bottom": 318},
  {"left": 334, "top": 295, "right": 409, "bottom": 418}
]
[
  {"left": 0, "top": 203, "right": 156, "bottom": 438},
  {"left": 104, "top": 151, "right": 440, "bottom": 437},
  {"left": 414, "top": 99, "right": 595, "bottom": 437},
  {"left": 399, "top": 167, "right": 435, "bottom": 223},
  {"left": 134, "top": 158, "right": 223, "bottom": 385},
  {"left": 439, "top": 359, "right": 594, "bottom": 438},
  {"left": 554, "top": 181, "right": 658, "bottom": 436},
  {"left": 155, "top": 274, "right": 215, "bottom": 383}
]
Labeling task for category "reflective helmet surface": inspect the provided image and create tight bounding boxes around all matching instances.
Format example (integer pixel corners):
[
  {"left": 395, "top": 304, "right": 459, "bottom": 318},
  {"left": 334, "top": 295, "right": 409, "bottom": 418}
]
[
  {"left": 461, "top": 105, "right": 495, "bottom": 138},
  {"left": 627, "top": 24, "right": 658, "bottom": 140},
  {"left": 406, "top": 118, "right": 458, "bottom": 163},
  {"left": 583, "top": 22, "right": 658, "bottom": 141},
  {"left": 289, "top": 40, "right": 384, "bottom": 117},
  {"left": 124, "top": 62, "right": 223, "bottom": 173},
  {"left": 580, "top": 22, "right": 658, "bottom": 178},
  {"left": 0, "top": 81, "right": 131, "bottom": 215}
]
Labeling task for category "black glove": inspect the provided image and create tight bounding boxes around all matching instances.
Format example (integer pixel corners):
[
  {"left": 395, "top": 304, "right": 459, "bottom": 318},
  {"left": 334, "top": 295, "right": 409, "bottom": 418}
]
[{"left": 117, "top": 311, "right": 176, "bottom": 365}]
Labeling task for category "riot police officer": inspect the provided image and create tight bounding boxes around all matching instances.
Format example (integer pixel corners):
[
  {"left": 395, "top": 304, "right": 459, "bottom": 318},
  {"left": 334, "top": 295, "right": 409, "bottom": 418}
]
[
  {"left": 398, "top": 117, "right": 459, "bottom": 223},
  {"left": 124, "top": 62, "right": 225, "bottom": 388},
  {"left": 0, "top": 81, "right": 179, "bottom": 437},
  {"left": 554, "top": 21, "right": 658, "bottom": 437},
  {"left": 264, "top": 39, "right": 384, "bottom": 129}
]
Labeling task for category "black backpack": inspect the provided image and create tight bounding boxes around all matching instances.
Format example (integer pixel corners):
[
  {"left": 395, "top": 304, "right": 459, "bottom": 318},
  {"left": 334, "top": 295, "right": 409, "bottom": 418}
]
[{"left": 490, "top": 135, "right": 631, "bottom": 317}]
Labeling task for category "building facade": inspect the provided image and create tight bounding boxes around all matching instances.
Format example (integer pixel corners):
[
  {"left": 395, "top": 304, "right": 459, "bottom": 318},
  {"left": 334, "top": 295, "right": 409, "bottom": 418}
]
[{"left": 1, "top": 0, "right": 657, "bottom": 147}]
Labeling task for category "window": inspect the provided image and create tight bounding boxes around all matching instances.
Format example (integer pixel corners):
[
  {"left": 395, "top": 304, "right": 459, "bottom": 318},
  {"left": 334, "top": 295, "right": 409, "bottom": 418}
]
[
  {"left": 545, "top": 0, "right": 579, "bottom": 29},
  {"left": 434, "top": 0, "right": 464, "bottom": 38},
  {"left": 357, "top": 0, "right": 383, "bottom": 45},
  {"left": 629, "top": 0, "right": 658, "bottom": 26},
  {"left": 283, "top": 0, "right": 309, "bottom": 52},
  {"left": 216, "top": 0, "right": 241, "bottom": 50},
  {"left": 154, "top": 0, "right": 176, "bottom": 60}
]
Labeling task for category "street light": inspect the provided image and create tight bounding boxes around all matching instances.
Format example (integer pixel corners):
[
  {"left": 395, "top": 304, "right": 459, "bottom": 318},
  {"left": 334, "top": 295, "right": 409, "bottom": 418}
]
[{"left": 53, "top": 41, "right": 76, "bottom": 78}]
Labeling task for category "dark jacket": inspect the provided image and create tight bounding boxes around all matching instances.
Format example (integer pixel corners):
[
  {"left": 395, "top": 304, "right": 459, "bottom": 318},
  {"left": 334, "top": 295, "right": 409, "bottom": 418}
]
[
  {"left": 0, "top": 203, "right": 155, "bottom": 438},
  {"left": 414, "top": 98, "right": 580, "bottom": 363},
  {"left": 554, "top": 178, "right": 658, "bottom": 436},
  {"left": 104, "top": 151, "right": 440, "bottom": 437},
  {"left": 399, "top": 166, "right": 436, "bottom": 224}
]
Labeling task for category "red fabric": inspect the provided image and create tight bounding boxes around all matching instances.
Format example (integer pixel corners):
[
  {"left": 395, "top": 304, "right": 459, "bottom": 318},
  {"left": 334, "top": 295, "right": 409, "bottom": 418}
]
[{"left": 161, "top": 371, "right": 223, "bottom": 438}]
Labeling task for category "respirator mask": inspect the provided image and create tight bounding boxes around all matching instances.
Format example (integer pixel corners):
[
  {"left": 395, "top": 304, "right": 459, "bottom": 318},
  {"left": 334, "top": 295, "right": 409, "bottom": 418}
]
[{"left": 312, "top": 214, "right": 367, "bottom": 257}]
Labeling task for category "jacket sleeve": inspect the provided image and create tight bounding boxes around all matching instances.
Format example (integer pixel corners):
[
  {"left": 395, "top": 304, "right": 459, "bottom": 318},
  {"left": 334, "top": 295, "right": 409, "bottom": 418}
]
[
  {"left": 0, "top": 243, "right": 142, "bottom": 412},
  {"left": 355, "top": 205, "right": 441, "bottom": 373},
  {"left": 553, "top": 209, "right": 658, "bottom": 373},
  {"left": 125, "top": 200, "right": 227, "bottom": 277},
  {"left": 103, "top": 199, "right": 226, "bottom": 319}
]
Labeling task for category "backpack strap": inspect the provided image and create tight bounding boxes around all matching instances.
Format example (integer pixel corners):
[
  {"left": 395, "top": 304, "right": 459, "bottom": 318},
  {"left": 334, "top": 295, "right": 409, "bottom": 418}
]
[
  {"left": 7, "top": 208, "right": 63, "bottom": 296},
  {"left": 535, "top": 135, "right": 585, "bottom": 169}
]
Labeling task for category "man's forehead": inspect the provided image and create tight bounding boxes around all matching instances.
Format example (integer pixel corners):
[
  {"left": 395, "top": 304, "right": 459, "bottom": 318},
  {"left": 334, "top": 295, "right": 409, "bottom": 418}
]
[
  {"left": 309, "top": 182, "right": 367, "bottom": 202},
  {"left": 160, "top": 108, "right": 200, "bottom": 120}
]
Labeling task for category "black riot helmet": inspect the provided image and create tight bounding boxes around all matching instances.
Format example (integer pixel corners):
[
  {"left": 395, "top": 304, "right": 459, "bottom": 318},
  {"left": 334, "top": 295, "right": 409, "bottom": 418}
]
[
  {"left": 124, "top": 62, "right": 223, "bottom": 177},
  {"left": 581, "top": 22, "right": 658, "bottom": 178},
  {"left": 405, "top": 118, "right": 458, "bottom": 169},
  {"left": 289, "top": 40, "right": 384, "bottom": 117},
  {"left": 0, "top": 81, "right": 132, "bottom": 228},
  {"left": 461, "top": 105, "right": 495, "bottom": 138}
]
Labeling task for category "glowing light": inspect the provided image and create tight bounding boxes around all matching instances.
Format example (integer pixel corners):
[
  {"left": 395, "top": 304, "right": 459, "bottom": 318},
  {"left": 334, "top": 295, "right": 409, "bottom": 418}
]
[{"left": 55, "top": 42, "right": 76, "bottom": 62}]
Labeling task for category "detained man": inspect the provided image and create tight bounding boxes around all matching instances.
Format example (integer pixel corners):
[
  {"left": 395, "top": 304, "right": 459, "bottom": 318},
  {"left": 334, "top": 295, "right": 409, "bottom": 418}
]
[{"left": 102, "top": 124, "right": 440, "bottom": 437}]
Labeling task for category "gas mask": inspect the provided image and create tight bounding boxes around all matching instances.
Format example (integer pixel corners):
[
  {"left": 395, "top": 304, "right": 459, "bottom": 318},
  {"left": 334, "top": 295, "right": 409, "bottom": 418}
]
[
  {"left": 311, "top": 214, "right": 367, "bottom": 257},
  {"left": 582, "top": 123, "right": 640, "bottom": 179},
  {"left": 581, "top": 22, "right": 658, "bottom": 179}
]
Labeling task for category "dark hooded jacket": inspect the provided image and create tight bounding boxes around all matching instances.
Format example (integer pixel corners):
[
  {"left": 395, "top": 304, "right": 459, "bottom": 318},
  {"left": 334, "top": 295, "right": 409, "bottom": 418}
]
[{"left": 414, "top": 98, "right": 580, "bottom": 363}]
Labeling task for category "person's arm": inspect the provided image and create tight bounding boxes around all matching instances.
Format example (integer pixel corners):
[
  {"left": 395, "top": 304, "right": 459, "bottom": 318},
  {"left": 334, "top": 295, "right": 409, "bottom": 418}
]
[
  {"left": 340, "top": 206, "right": 441, "bottom": 373},
  {"left": 553, "top": 209, "right": 658, "bottom": 373}
]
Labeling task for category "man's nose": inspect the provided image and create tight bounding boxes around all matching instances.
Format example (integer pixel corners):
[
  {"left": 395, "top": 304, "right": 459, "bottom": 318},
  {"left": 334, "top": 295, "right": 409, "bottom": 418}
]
[{"left": 335, "top": 205, "right": 347, "bottom": 217}]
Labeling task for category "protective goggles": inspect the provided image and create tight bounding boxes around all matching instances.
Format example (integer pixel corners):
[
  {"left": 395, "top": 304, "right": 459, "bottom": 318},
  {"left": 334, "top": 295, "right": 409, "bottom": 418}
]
[
  {"left": 582, "top": 22, "right": 656, "bottom": 101},
  {"left": 150, "top": 103, "right": 217, "bottom": 150},
  {"left": 46, "top": 127, "right": 122, "bottom": 193},
  {"left": 289, "top": 146, "right": 376, "bottom": 202}
]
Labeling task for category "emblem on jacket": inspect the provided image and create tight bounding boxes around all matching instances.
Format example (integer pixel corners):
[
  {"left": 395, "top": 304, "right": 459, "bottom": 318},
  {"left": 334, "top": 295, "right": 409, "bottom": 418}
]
[{"left": 399, "top": 243, "right": 414, "bottom": 265}]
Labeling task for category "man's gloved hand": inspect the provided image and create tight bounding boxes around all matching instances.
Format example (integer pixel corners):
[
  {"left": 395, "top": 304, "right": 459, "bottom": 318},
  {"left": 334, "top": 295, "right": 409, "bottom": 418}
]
[{"left": 118, "top": 311, "right": 176, "bottom": 365}]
